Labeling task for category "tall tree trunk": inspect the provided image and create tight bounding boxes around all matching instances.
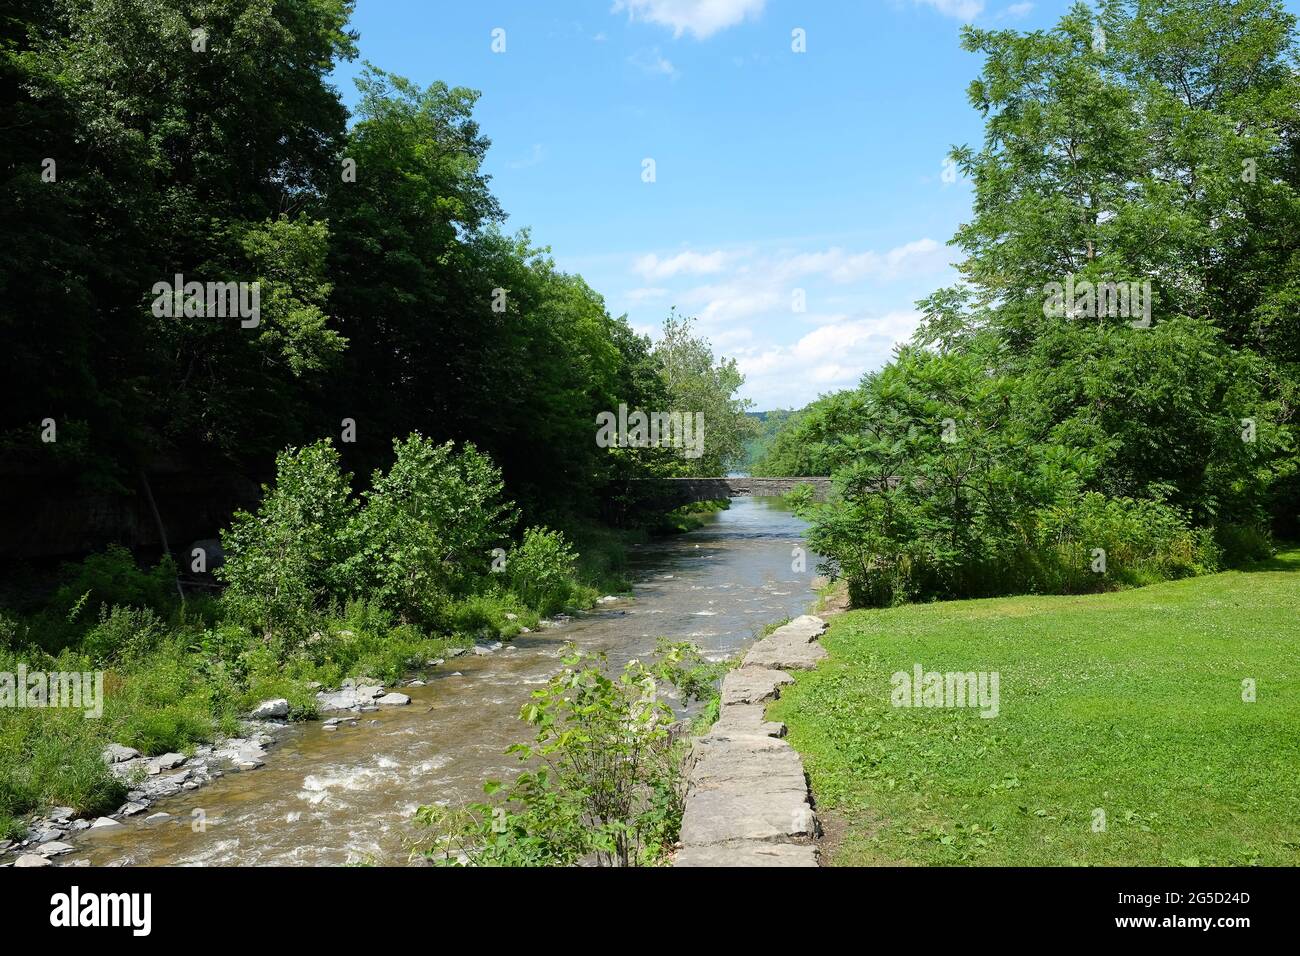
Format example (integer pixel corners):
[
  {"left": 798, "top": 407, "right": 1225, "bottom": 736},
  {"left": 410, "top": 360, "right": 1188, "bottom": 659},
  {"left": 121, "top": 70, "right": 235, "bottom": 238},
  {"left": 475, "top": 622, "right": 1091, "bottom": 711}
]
[{"left": 139, "top": 469, "right": 186, "bottom": 604}]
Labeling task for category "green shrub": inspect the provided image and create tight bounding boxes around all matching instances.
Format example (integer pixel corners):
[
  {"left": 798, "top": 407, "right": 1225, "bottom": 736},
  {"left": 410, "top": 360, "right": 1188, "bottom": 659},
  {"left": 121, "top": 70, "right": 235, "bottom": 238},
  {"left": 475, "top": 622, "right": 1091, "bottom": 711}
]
[
  {"left": 443, "top": 591, "right": 537, "bottom": 640},
  {"left": 52, "top": 545, "right": 178, "bottom": 625},
  {"left": 1032, "top": 492, "right": 1220, "bottom": 592},
  {"left": 795, "top": 350, "right": 1080, "bottom": 606},
  {"left": 415, "top": 647, "right": 685, "bottom": 867},
  {"left": 81, "top": 605, "right": 167, "bottom": 665},
  {"left": 350, "top": 434, "right": 516, "bottom": 629},
  {"left": 1213, "top": 523, "right": 1275, "bottom": 566},
  {"left": 219, "top": 439, "right": 356, "bottom": 640},
  {"left": 797, "top": 349, "right": 1226, "bottom": 607},
  {"left": 507, "top": 526, "right": 577, "bottom": 615}
]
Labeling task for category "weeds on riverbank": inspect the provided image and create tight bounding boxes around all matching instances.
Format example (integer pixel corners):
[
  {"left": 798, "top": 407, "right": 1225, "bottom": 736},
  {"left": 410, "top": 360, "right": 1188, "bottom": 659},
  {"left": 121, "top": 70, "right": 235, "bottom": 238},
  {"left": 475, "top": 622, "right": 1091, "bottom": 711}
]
[{"left": 413, "top": 641, "right": 725, "bottom": 867}]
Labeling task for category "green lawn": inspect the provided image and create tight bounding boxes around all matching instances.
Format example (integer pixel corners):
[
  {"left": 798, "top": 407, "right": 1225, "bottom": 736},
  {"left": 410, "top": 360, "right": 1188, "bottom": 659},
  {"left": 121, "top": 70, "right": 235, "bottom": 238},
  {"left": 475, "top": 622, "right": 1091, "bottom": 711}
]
[{"left": 771, "top": 551, "right": 1300, "bottom": 866}]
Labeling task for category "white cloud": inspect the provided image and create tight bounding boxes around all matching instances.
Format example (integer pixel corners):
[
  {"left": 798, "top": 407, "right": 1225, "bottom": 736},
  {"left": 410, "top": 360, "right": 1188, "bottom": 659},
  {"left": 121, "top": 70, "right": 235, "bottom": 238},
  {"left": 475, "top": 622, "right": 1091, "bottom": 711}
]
[
  {"left": 633, "top": 249, "right": 732, "bottom": 279},
  {"left": 913, "top": 0, "right": 985, "bottom": 21},
  {"left": 628, "top": 46, "right": 679, "bottom": 77},
  {"left": 612, "top": 0, "right": 765, "bottom": 39},
  {"left": 735, "top": 311, "right": 923, "bottom": 407},
  {"left": 508, "top": 144, "right": 547, "bottom": 169},
  {"left": 692, "top": 283, "right": 785, "bottom": 324},
  {"left": 995, "top": 2, "right": 1033, "bottom": 19},
  {"left": 622, "top": 238, "right": 953, "bottom": 407},
  {"left": 790, "top": 312, "right": 919, "bottom": 360},
  {"left": 623, "top": 286, "right": 670, "bottom": 302},
  {"left": 773, "top": 238, "right": 946, "bottom": 284}
]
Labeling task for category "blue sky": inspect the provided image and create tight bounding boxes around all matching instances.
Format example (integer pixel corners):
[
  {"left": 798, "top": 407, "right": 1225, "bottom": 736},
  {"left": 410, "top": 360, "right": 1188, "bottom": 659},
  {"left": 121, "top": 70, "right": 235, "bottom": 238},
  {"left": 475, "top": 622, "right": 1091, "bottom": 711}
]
[{"left": 327, "top": 2, "right": 1132, "bottom": 408}]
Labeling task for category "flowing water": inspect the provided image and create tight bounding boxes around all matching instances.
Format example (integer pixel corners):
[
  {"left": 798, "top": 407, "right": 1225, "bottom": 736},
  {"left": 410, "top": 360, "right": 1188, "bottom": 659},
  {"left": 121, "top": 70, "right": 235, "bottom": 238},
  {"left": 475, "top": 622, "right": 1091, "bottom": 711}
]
[{"left": 71, "top": 497, "right": 818, "bottom": 866}]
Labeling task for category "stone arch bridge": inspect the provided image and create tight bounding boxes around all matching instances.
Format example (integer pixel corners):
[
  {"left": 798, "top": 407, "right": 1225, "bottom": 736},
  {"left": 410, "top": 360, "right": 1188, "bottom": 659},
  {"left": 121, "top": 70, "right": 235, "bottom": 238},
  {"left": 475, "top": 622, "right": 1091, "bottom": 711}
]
[{"left": 623, "top": 476, "right": 832, "bottom": 513}]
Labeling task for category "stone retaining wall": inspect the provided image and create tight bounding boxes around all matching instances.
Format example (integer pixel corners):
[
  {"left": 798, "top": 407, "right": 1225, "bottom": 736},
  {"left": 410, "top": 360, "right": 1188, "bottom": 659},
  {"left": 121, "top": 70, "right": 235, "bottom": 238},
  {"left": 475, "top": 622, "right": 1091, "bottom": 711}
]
[{"left": 674, "top": 615, "right": 828, "bottom": 867}]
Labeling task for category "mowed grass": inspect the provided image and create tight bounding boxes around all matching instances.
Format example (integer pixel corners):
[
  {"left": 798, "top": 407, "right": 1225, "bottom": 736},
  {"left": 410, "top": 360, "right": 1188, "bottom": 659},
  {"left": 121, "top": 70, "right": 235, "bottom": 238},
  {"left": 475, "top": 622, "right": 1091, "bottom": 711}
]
[{"left": 770, "top": 550, "right": 1300, "bottom": 866}]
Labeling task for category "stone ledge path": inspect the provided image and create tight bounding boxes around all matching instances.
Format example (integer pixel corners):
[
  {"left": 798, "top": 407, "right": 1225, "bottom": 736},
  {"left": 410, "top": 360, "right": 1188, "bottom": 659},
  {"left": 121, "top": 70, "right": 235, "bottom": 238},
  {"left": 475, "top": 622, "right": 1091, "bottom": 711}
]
[{"left": 675, "top": 614, "right": 828, "bottom": 867}]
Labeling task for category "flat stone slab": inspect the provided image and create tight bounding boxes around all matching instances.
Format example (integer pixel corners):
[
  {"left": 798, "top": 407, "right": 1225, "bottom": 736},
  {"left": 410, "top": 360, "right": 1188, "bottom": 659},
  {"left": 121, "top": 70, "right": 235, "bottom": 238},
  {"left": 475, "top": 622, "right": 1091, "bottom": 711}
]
[
  {"left": 709, "top": 702, "right": 785, "bottom": 738},
  {"left": 680, "top": 786, "right": 817, "bottom": 846},
  {"left": 675, "top": 840, "right": 819, "bottom": 867},
  {"left": 777, "top": 614, "right": 829, "bottom": 640},
  {"left": 720, "top": 667, "right": 793, "bottom": 707},
  {"left": 743, "top": 615, "right": 829, "bottom": 671},
  {"left": 687, "top": 734, "right": 807, "bottom": 795}
]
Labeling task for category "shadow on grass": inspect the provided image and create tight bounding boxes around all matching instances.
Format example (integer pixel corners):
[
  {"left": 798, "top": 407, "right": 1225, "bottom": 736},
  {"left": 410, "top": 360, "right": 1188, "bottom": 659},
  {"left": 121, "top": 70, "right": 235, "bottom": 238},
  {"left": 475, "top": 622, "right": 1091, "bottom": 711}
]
[{"left": 1237, "top": 544, "right": 1300, "bottom": 573}]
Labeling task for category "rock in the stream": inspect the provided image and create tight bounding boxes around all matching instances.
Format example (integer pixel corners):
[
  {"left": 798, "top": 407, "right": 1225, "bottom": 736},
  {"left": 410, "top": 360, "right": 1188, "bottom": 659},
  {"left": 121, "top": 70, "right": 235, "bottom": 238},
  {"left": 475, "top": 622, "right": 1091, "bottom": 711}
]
[
  {"left": 13, "top": 854, "right": 51, "bottom": 867},
  {"left": 147, "top": 752, "right": 186, "bottom": 774},
  {"left": 376, "top": 692, "right": 411, "bottom": 706},
  {"left": 37, "top": 841, "right": 75, "bottom": 858},
  {"left": 472, "top": 641, "right": 502, "bottom": 655},
  {"left": 87, "top": 817, "right": 124, "bottom": 834},
  {"left": 102, "top": 743, "right": 141, "bottom": 764},
  {"left": 214, "top": 738, "right": 269, "bottom": 770},
  {"left": 250, "top": 698, "right": 289, "bottom": 720},
  {"left": 108, "top": 758, "right": 147, "bottom": 782},
  {"left": 118, "top": 802, "right": 148, "bottom": 816},
  {"left": 144, "top": 812, "right": 171, "bottom": 824},
  {"left": 48, "top": 807, "right": 76, "bottom": 823}
]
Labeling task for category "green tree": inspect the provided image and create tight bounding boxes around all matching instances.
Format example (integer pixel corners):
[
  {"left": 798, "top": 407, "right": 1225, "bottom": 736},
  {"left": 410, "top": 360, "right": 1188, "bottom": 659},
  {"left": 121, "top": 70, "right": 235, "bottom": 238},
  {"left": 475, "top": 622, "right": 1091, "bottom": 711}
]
[
  {"left": 651, "top": 311, "right": 755, "bottom": 477},
  {"left": 916, "top": 0, "right": 1298, "bottom": 536}
]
